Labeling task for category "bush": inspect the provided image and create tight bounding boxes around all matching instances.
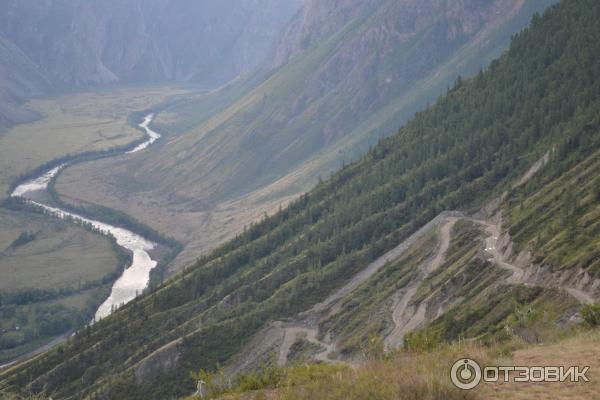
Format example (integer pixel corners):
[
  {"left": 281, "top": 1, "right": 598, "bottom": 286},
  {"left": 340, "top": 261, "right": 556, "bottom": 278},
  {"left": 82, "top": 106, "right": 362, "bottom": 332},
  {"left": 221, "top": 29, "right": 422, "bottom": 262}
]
[
  {"left": 8, "top": 231, "right": 37, "bottom": 250},
  {"left": 580, "top": 303, "right": 600, "bottom": 327},
  {"left": 0, "top": 332, "right": 23, "bottom": 350},
  {"left": 404, "top": 329, "right": 442, "bottom": 352}
]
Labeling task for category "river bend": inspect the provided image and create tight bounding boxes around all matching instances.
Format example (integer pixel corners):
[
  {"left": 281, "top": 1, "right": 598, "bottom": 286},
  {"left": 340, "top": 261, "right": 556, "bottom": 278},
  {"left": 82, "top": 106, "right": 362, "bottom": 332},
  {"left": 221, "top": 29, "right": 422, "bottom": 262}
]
[{"left": 10, "top": 114, "right": 161, "bottom": 321}]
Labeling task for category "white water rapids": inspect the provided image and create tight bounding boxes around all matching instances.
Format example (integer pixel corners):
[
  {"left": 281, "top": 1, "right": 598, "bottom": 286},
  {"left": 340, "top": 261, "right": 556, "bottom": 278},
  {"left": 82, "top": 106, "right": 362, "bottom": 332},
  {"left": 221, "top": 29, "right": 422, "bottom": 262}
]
[
  {"left": 10, "top": 114, "right": 161, "bottom": 321},
  {"left": 127, "top": 114, "right": 160, "bottom": 153}
]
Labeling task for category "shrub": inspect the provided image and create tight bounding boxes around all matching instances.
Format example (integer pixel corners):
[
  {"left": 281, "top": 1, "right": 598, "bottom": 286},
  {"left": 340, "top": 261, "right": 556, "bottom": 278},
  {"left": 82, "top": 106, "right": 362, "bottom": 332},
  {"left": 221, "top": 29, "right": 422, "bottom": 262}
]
[{"left": 580, "top": 303, "right": 600, "bottom": 327}]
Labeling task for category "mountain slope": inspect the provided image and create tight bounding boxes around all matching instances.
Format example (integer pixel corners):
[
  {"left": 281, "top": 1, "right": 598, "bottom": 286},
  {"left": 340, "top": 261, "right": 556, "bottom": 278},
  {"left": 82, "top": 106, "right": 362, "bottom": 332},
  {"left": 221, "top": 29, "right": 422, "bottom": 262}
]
[
  {"left": 2, "top": 0, "right": 599, "bottom": 398},
  {"left": 0, "top": 34, "right": 49, "bottom": 129},
  {"left": 54, "top": 0, "right": 558, "bottom": 271},
  {"left": 150, "top": 0, "right": 557, "bottom": 199}
]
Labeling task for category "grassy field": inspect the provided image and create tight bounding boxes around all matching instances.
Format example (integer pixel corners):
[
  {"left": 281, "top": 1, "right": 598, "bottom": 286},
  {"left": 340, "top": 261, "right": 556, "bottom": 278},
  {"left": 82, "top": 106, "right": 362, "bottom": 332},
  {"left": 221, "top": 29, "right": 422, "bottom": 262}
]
[
  {"left": 0, "top": 84, "right": 188, "bottom": 292},
  {"left": 0, "top": 84, "right": 188, "bottom": 198},
  {"left": 485, "top": 329, "right": 600, "bottom": 399},
  {"left": 0, "top": 209, "right": 118, "bottom": 363},
  {"left": 0, "top": 209, "right": 118, "bottom": 291}
]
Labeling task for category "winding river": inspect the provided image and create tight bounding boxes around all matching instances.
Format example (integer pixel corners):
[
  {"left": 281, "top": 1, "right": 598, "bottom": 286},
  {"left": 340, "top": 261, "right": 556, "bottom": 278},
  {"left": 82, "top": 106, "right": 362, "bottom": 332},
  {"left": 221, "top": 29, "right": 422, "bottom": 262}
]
[{"left": 11, "top": 114, "right": 161, "bottom": 321}]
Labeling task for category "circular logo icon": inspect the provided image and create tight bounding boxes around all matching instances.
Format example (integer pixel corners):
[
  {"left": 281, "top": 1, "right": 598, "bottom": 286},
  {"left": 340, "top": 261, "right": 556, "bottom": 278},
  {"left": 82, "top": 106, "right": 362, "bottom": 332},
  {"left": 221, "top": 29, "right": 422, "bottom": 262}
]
[{"left": 451, "top": 358, "right": 482, "bottom": 390}]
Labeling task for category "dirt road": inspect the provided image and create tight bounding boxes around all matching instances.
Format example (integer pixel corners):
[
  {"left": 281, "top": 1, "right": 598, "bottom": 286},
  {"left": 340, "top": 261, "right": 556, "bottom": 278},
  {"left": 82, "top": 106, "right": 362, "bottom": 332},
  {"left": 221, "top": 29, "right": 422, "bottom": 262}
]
[
  {"left": 385, "top": 218, "right": 457, "bottom": 349},
  {"left": 277, "top": 325, "right": 337, "bottom": 366}
]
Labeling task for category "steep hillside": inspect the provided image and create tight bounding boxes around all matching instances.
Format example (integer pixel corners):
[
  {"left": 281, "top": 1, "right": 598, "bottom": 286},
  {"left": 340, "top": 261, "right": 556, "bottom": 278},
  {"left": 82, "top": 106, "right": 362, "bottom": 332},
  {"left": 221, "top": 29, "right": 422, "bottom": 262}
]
[
  {"left": 150, "top": 0, "right": 558, "bottom": 197},
  {"left": 54, "top": 0, "right": 558, "bottom": 271},
  {"left": 0, "top": 0, "right": 300, "bottom": 88},
  {"left": 2, "top": 0, "right": 600, "bottom": 398}
]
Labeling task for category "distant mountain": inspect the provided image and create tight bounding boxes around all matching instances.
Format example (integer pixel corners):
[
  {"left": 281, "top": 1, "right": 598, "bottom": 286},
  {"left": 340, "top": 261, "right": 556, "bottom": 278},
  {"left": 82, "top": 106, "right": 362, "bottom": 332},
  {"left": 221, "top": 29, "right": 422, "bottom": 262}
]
[
  {"left": 3, "top": 0, "right": 599, "bottom": 398},
  {"left": 0, "top": 0, "right": 301, "bottom": 127}
]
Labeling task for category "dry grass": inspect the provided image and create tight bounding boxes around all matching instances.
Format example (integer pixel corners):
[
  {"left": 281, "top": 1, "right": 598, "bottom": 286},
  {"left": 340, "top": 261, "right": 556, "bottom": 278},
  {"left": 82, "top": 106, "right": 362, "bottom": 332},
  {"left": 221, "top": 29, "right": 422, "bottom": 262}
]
[
  {"left": 486, "top": 330, "right": 600, "bottom": 400},
  {"left": 188, "top": 343, "right": 491, "bottom": 400},
  {"left": 195, "top": 330, "right": 600, "bottom": 400},
  {"left": 273, "top": 346, "right": 487, "bottom": 400}
]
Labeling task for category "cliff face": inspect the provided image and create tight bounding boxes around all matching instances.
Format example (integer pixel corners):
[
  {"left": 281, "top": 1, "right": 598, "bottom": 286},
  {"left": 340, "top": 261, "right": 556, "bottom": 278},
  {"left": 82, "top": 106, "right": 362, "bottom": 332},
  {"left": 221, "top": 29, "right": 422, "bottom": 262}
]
[
  {"left": 0, "top": 0, "right": 301, "bottom": 87},
  {"left": 275, "top": 0, "right": 513, "bottom": 67}
]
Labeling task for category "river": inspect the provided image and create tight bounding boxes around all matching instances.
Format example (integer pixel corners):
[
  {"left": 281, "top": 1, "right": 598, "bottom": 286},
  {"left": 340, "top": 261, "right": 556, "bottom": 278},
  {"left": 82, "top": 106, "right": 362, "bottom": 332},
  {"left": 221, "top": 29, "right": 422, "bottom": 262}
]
[{"left": 10, "top": 114, "right": 161, "bottom": 321}]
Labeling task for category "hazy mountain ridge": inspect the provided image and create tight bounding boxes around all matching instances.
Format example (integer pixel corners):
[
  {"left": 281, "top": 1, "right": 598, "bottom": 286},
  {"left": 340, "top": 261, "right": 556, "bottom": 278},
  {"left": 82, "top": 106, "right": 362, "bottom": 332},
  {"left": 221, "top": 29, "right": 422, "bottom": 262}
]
[
  {"left": 0, "top": 0, "right": 300, "bottom": 87},
  {"left": 0, "top": 34, "right": 50, "bottom": 129}
]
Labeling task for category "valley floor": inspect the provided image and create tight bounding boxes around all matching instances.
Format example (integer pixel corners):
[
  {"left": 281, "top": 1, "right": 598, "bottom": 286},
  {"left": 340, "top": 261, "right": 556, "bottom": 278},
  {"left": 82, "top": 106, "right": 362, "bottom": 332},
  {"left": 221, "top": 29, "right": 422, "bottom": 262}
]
[
  {"left": 0, "top": 85, "right": 186, "bottom": 198},
  {"left": 0, "top": 84, "right": 189, "bottom": 364}
]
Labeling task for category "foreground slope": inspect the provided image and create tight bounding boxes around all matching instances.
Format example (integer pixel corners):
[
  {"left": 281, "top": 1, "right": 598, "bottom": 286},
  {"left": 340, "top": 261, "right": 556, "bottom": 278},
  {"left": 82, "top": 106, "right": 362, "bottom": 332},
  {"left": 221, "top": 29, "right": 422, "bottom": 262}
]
[
  {"left": 2, "top": 0, "right": 600, "bottom": 398},
  {"left": 54, "top": 0, "right": 557, "bottom": 271},
  {"left": 194, "top": 329, "right": 600, "bottom": 400}
]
